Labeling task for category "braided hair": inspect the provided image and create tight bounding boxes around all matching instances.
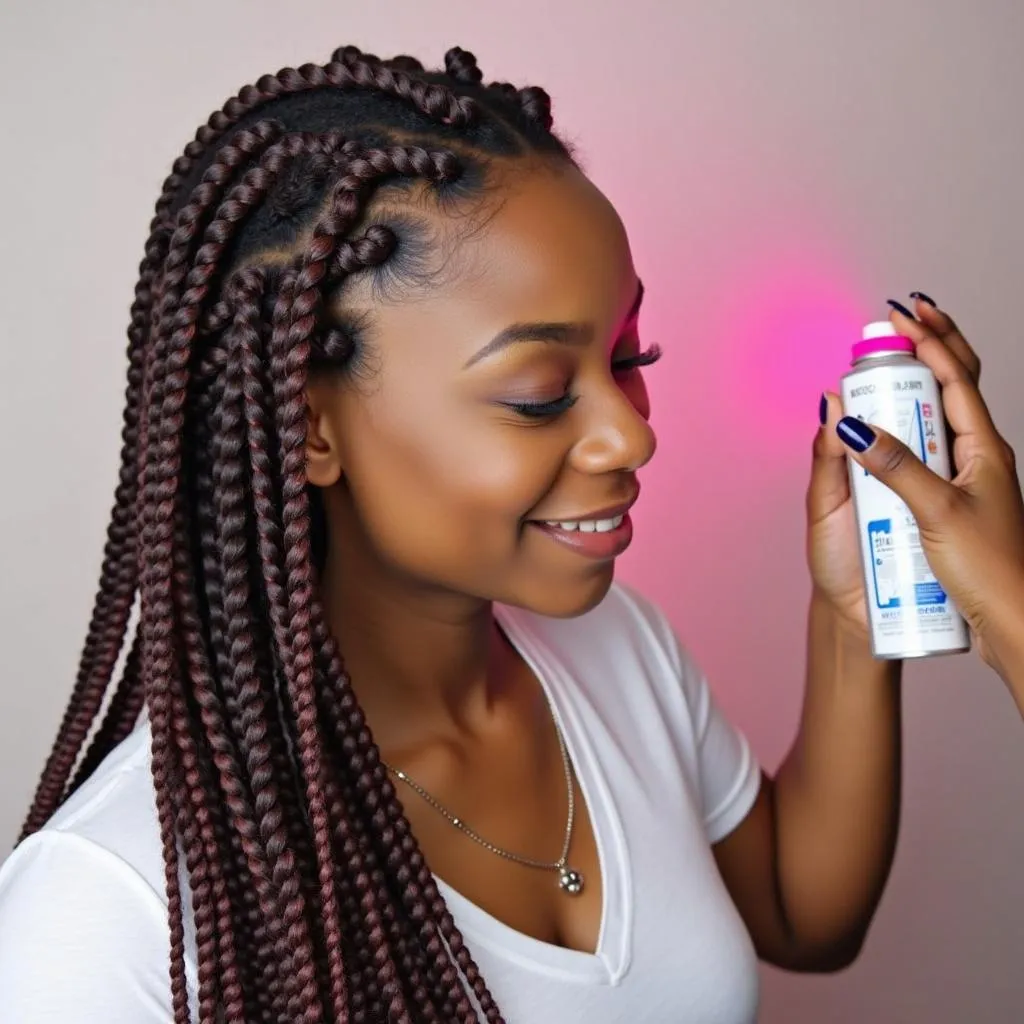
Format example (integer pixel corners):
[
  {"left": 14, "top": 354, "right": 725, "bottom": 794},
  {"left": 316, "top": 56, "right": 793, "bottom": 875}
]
[{"left": 20, "top": 44, "right": 572, "bottom": 1024}]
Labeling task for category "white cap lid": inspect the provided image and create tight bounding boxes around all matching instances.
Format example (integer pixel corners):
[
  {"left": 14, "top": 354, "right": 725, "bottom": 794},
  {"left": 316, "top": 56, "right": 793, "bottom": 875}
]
[{"left": 862, "top": 320, "right": 899, "bottom": 340}]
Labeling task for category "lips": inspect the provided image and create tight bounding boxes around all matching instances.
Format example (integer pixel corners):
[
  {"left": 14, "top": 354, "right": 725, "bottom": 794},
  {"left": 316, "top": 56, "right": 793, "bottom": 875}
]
[{"left": 526, "top": 495, "right": 638, "bottom": 561}]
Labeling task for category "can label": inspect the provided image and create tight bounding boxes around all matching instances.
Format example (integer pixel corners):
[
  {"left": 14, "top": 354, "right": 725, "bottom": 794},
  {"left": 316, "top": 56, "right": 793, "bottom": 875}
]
[{"left": 841, "top": 359, "right": 970, "bottom": 658}]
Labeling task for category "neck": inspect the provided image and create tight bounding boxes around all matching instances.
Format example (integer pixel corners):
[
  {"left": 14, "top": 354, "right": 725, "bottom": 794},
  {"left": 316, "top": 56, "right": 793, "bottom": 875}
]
[{"left": 318, "top": 531, "right": 514, "bottom": 753}]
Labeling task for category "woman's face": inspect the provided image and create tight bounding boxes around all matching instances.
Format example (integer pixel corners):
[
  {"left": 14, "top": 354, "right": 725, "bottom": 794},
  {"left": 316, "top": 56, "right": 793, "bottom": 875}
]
[{"left": 307, "top": 161, "right": 657, "bottom": 618}]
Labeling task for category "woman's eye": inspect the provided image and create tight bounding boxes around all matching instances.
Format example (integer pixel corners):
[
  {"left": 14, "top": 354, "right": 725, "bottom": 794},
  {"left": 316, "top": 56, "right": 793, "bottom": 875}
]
[
  {"left": 501, "top": 392, "right": 579, "bottom": 419},
  {"left": 496, "top": 344, "right": 661, "bottom": 420},
  {"left": 611, "top": 343, "right": 663, "bottom": 375}
]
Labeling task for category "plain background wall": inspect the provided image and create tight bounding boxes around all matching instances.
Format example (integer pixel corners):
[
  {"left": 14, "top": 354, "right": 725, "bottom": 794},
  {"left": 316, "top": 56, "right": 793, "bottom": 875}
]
[{"left": 2, "top": 1, "right": 1023, "bottom": 1020}]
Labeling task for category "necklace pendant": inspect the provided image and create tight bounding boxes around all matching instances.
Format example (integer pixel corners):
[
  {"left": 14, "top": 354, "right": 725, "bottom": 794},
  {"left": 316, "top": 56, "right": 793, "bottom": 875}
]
[{"left": 558, "top": 866, "right": 584, "bottom": 896}]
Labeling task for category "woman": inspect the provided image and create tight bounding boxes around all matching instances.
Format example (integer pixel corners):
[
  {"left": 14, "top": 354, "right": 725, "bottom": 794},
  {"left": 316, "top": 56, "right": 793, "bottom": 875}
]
[{"left": 0, "top": 43, "right": 999, "bottom": 1023}]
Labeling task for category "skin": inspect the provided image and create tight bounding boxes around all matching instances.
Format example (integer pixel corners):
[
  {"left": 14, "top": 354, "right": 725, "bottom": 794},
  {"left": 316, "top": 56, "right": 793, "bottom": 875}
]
[
  {"left": 302, "top": 158, "right": 901, "bottom": 968},
  {"left": 829, "top": 299, "right": 1024, "bottom": 715}
]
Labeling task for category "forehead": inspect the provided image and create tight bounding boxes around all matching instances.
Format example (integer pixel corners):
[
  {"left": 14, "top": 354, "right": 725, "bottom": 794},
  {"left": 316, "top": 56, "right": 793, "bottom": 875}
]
[
  {"left": 454, "top": 163, "right": 636, "bottom": 322},
  {"left": 336, "top": 163, "right": 637, "bottom": 357}
]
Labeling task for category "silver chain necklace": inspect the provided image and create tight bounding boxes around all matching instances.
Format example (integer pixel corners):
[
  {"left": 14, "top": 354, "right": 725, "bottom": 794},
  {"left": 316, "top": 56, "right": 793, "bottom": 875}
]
[{"left": 383, "top": 712, "right": 585, "bottom": 896}]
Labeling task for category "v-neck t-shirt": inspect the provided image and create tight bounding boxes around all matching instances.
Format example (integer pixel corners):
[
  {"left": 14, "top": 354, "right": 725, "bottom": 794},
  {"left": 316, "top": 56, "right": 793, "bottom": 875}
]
[{"left": 0, "top": 583, "right": 761, "bottom": 1022}]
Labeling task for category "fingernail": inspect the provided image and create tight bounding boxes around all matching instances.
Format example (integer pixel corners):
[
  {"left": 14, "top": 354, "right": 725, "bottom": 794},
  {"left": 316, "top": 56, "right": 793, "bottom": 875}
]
[
  {"left": 818, "top": 393, "right": 828, "bottom": 425},
  {"left": 909, "top": 291, "right": 936, "bottom": 307},
  {"left": 837, "top": 416, "right": 876, "bottom": 453},
  {"left": 887, "top": 299, "right": 915, "bottom": 319}
]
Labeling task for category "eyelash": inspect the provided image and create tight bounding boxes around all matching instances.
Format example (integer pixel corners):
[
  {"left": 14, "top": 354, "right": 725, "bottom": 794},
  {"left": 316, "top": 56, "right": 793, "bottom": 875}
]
[
  {"left": 612, "top": 343, "right": 662, "bottom": 375},
  {"left": 504, "top": 344, "right": 663, "bottom": 419}
]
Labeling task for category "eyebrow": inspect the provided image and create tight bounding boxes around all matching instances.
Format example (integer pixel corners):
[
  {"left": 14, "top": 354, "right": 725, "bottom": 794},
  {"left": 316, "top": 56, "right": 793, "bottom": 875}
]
[{"left": 463, "top": 280, "right": 645, "bottom": 369}]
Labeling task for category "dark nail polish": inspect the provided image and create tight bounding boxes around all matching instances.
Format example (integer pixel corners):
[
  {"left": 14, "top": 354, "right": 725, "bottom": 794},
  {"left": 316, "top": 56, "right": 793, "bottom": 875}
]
[
  {"left": 837, "top": 416, "right": 876, "bottom": 453},
  {"left": 818, "top": 393, "right": 828, "bottom": 426},
  {"left": 909, "top": 291, "right": 936, "bottom": 307},
  {"left": 887, "top": 299, "right": 915, "bottom": 319}
]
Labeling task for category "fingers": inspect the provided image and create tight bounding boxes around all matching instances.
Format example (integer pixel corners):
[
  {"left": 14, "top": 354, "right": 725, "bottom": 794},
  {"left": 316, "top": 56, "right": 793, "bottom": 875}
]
[
  {"left": 908, "top": 294, "right": 981, "bottom": 383},
  {"left": 886, "top": 299, "right": 1002, "bottom": 456},
  {"left": 807, "top": 392, "right": 853, "bottom": 522},
  {"left": 834, "top": 415, "right": 963, "bottom": 527}
]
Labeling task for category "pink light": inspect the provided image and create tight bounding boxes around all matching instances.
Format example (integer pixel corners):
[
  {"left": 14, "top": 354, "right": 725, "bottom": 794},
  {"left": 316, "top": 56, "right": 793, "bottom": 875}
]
[{"left": 705, "top": 246, "right": 869, "bottom": 471}]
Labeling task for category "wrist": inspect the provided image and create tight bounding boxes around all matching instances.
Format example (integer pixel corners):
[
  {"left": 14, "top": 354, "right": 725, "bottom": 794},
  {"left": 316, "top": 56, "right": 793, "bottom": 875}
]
[
  {"left": 810, "top": 587, "right": 871, "bottom": 649},
  {"left": 977, "top": 578, "right": 1024, "bottom": 696},
  {"left": 809, "top": 589, "right": 898, "bottom": 682}
]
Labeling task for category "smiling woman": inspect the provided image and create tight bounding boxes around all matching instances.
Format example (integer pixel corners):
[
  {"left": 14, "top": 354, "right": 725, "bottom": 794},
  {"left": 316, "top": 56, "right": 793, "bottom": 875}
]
[{"left": 0, "top": 43, "right": 902, "bottom": 1024}]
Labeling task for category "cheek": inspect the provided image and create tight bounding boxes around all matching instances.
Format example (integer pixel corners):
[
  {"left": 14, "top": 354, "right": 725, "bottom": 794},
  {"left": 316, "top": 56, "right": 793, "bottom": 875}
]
[{"left": 335, "top": 386, "right": 566, "bottom": 569}]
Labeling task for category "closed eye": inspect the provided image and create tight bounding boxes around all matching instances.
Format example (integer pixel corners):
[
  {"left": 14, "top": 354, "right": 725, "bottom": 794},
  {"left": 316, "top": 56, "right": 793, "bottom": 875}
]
[
  {"left": 500, "top": 393, "right": 580, "bottom": 419},
  {"left": 499, "top": 343, "right": 660, "bottom": 420}
]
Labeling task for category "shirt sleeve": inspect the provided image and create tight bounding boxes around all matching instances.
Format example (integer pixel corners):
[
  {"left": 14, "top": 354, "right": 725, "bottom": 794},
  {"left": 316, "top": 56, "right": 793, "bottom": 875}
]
[
  {"left": 684, "top": 656, "right": 762, "bottom": 844},
  {"left": 0, "top": 831, "right": 175, "bottom": 1024},
  {"left": 620, "top": 584, "right": 762, "bottom": 844}
]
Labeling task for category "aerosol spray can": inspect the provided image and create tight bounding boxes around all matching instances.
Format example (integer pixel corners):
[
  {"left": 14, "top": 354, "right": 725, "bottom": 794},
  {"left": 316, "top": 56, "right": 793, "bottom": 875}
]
[{"left": 841, "top": 321, "right": 970, "bottom": 659}]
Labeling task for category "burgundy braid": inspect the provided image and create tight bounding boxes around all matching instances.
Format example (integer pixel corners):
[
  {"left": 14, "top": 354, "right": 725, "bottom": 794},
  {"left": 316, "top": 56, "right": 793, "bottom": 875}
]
[
  {"left": 264, "top": 150, "right": 466, "bottom": 1022},
  {"left": 235, "top": 267, "right": 430, "bottom": 1024},
  {"left": 20, "top": 121, "right": 287, "bottom": 837},
  {"left": 141, "top": 121, "right": 320, "bottom": 1024},
  {"left": 66, "top": 634, "right": 144, "bottom": 795},
  {"left": 22, "top": 43, "right": 573, "bottom": 1023},
  {"left": 192, "top": 399, "right": 288, "bottom": 1023}
]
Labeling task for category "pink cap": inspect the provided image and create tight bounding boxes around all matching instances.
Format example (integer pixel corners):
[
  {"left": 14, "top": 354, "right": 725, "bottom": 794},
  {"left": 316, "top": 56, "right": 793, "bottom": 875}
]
[{"left": 852, "top": 321, "right": 914, "bottom": 362}]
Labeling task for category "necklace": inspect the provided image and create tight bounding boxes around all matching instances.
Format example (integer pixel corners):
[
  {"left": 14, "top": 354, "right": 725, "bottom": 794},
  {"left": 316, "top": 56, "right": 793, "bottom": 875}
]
[{"left": 383, "top": 710, "right": 585, "bottom": 897}]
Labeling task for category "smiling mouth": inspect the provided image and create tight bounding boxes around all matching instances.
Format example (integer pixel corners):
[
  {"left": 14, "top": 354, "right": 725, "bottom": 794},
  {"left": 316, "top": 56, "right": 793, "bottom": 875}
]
[
  {"left": 527, "top": 510, "right": 635, "bottom": 561},
  {"left": 538, "top": 514, "right": 625, "bottom": 534}
]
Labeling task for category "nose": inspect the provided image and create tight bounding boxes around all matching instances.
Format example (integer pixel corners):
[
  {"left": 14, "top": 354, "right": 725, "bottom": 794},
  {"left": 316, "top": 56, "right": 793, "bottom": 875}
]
[{"left": 569, "top": 385, "right": 657, "bottom": 475}]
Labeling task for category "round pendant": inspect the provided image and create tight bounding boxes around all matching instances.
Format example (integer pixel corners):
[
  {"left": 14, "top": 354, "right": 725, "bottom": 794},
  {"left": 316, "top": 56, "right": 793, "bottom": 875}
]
[{"left": 558, "top": 866, "right": 584, "bottom": 896}]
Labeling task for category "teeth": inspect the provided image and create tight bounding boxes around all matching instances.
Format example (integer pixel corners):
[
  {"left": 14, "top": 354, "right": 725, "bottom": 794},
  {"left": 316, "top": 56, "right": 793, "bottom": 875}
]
[{"left": 543, "top": 514, "right": 624, "bottom": 533}]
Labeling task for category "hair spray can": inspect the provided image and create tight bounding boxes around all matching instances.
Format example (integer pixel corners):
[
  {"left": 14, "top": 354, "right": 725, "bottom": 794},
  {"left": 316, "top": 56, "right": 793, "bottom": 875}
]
[{"left": 841, "top": 321, "right": 970, "bottom": 659}]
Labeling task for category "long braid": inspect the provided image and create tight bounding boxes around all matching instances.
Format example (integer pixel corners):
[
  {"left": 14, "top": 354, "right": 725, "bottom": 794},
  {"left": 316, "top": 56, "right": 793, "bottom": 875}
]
[
  {"left": 20, "top": 121, "right": 287, "bottom": 836},
  {"left": 268, "top": 145, "right": 466, "bottom": 1022},
  {"left": 20, "top": 262, "right": 149, "bottom": 835},
  {"left": 138, "top": 145, "right": 215, "bottom": 1024},
  {"left": 186, "top": 145, "right": 346, "bottom": 1022},
  {"left": 143, "top": 120, "right": 309, "bottom": 1024},
  {"left": 66, "top": 633, "right": 144, "bottom": 795},
  {"left": 235, "top": 266, "right": 424, "bottom": 1024},
  {"left": 192, "top": 407, "right": 288, "bottom": 1023},
  {"left": 24, "top": 44, "right": 572, "bottom": 1023}
]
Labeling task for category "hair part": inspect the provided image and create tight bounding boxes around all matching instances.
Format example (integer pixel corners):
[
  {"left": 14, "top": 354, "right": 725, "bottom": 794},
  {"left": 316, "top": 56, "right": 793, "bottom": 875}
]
[{"left": 21, "top": 43, "right": 574, "bottom": 1024}]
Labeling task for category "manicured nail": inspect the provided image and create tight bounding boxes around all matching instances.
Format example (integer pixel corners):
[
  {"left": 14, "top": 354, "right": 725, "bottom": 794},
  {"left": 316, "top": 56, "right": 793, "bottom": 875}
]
[
  {"left": 837, "top": 416, "right": 876, "bottom": 453},
  {"left": 887, "top": 299, "right": 915, "bottom": 319},
  {"left": 818, "top": 393, "right": 828, "bottom": 425},
  {"left": 909, "top": 291, "right": 936, "bottom": 307}
]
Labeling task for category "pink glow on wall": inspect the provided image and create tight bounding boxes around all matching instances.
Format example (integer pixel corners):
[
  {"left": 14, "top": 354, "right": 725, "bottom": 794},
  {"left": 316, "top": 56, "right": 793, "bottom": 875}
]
[{"left": 711, "top": 249, "right": 866, "bottom": 462}]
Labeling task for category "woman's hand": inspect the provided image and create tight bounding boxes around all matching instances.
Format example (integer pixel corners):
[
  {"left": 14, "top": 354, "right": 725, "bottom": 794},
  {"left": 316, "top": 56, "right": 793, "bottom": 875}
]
[
  {"left": 804, "top": 334, "right": 902, "bottom": 639},
  {"left": 824, "top": 297, "right": 1024, "bottom": 689}
]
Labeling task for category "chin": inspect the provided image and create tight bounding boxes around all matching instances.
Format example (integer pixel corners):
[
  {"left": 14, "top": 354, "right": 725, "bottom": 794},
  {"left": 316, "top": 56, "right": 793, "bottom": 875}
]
[{"left": 510, "top": 562, "right": 617, "bottom": 620}]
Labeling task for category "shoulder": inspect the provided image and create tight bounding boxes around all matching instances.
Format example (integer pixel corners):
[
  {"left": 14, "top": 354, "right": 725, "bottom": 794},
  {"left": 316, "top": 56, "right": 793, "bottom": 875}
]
[
  {"left": 500, "top": 581, "right": 704, "bottom": 697},
  {"left": 42, "top": 720, "right": 165, "bottom": 876},
  {"left": 0, "top": 725, "right": 175, "bottom": 1022}
]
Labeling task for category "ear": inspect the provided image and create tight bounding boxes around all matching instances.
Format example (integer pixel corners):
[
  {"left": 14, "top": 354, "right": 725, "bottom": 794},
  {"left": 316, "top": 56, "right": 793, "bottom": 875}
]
[{"left": 304, "top": 378, "right": 344, "bottom": 488}]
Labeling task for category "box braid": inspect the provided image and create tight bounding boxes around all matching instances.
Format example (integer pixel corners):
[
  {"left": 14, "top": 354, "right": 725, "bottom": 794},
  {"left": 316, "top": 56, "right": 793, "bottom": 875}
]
[{"left": 19, "top": 44, "right": 574, "bottom": 1024}]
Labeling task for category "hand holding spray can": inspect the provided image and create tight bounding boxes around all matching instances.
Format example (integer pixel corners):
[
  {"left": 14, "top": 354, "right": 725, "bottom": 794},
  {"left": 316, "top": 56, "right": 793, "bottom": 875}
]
[{"left": 841, "top": 321, "right": 971, "bottom": 659}]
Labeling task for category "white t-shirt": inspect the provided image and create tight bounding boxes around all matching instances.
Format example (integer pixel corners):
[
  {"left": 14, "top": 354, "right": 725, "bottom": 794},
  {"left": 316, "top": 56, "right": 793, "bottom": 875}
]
[{"left": 0, "top": 583, "right": 761, "bottom": 1023}]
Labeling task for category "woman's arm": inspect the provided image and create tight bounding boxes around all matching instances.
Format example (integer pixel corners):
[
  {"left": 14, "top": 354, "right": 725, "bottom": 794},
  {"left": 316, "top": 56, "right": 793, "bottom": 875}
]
[
  {"left": 712, "top": 594, "right": 900, "bottom": 972},
  {"left": 713, "top": 296, "right": 1024, "bottom": 971}
]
